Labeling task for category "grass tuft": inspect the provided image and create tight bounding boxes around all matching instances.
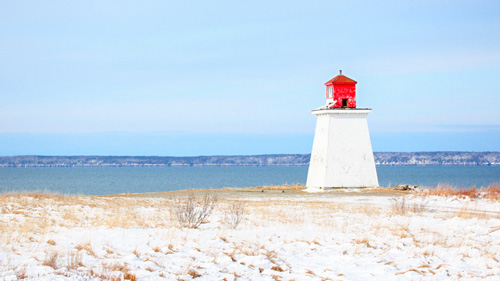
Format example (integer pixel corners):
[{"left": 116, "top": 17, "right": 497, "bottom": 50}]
[
  {"left": 43, "top": 251, "right": 59, "bottom": 269},
  {"left": 67, "top": 250, "right": 84, "bottom": 270},
  {"left": 484, "top": 183, "right": 500, "bottom": 200},
  {"left": 76, "top": 242, "right": 96, "bottom": 257},
  {"left": 187, "top": 269, "right": 201, "bottom": 278}
]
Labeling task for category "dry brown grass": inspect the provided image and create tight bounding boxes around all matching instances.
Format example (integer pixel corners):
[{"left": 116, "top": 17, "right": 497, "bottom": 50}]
[
  {"left": 43, "top": 251, "right": 59, "bottom": 269},
  {"left": 355, "top": 238, "right": 373, "bottom": 248},
  {"left": 483, "top": 183, "right": 500, "bottom": 200},
  {"left": 187, "top": 269, "right": 201, "bottom": 278},
  {"left": 388, "top": 223, "right": 410, "bottom": 239},
  {"left": 0, "top": 192, "right": 176, "bottom": 243},
  {"left": 454, "top": 206, "right": 489, "bottom": 219},
  {"left": 238, "top": 198, "right": 386, "bottom": 231},
  {"left": 15, "top": 266, "right": 28, "bottom": 279},
  {"left": 271, "top": 265, "right": 284, "bottom": 272},
  {"left": 422, "top": 183, "right": 500, "bottom": 200},
  {"left": 76, "top": 242, "right": 96, "bottom": 257},
  {"left": 124, "top": 270, "right": 137, "bottom": 281},
  {"left": 66, "top": 250, "right": 84, "bottom": 270},
  {"left": 246, "top": 201, "right": 305, "bottom": 226},
  {"left": 132, "top": 248, "right": 141, "bottom": 257},
  {"left": 89, "top": 262, "right": 135, "bottom": 281}
]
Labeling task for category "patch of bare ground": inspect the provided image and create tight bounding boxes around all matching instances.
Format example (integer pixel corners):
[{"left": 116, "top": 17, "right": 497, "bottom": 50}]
[
  {"left": 222, "top": 184, "right": 306, "bottom": 192},
  {"left": 109, "top": 185, "right": 408, "bottom": 200}
]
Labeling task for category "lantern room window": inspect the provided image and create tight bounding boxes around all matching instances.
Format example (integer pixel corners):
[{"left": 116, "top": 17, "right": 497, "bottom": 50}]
[{"left": 327, "top": 87, "right": 333, "bottom": 98}]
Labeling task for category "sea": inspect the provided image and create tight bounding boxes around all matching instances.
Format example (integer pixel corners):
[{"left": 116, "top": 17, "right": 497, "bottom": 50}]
[{"left": 0, "top": 166, "right": 499, "bottom": 196}]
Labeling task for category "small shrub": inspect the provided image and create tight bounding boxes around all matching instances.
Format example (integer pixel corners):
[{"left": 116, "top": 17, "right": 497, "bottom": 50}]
[
  {"left": 409, "top": 199, "right": 428, "bottom": 213},
  {"left": 391, "top": 197, "right": 428, "bottom": 215},
  {"left": 171, "top": 193, "right": 218, "bottom": 228},
  {"left": 391, "top": 197, "right": 407, "bottom": 215},
  {"left": 224, "top": 201, "right": 246, "bottom": 229}
]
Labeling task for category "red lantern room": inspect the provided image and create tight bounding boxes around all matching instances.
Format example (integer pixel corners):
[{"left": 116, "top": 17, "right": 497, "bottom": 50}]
[{"left": 324, "top": 70, "right": 357, "bottom": 109}]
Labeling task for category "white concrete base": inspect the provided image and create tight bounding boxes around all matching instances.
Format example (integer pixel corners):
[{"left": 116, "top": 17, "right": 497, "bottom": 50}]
[{"left": 306, "top": 109, "right": 379, "bottom": 189}]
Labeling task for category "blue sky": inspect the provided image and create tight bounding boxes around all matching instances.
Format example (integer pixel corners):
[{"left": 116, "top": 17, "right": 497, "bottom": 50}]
[{"left": 1, "top": 1, "right": 499, "bottom": 155}]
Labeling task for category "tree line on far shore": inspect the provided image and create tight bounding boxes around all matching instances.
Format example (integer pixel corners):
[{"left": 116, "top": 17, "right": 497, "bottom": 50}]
[{"left": 1, "top": 152, "right": 499, "bottom": 167}]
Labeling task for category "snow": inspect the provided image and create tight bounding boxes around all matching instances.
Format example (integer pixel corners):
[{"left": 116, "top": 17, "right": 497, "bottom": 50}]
[{"left": 0, "top": 191, "right": 499, "bottom": 280}]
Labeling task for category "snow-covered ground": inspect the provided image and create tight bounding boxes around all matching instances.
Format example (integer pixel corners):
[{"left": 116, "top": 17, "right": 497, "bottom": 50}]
[{"left": 1, "top": 189, "right": 499, "bottom": 280}]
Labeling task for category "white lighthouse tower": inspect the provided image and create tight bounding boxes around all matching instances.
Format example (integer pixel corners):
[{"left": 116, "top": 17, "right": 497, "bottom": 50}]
[{"left": 306, "top": 71, "right": 378, "bottom": 189}]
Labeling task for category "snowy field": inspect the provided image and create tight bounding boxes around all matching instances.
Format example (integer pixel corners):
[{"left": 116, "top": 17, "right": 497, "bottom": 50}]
[{"left": 1, "top": 187, "right": 499, "bottom": 280}]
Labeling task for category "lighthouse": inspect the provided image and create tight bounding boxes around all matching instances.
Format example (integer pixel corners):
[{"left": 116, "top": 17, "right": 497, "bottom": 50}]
[{"left": 306, "top": 71, "right": 378, "bottom": 189}]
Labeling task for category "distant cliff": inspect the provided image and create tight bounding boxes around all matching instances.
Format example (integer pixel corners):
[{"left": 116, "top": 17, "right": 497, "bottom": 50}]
[
  {"left": 0, "top": 152, "right": 500, "bottom": 167},
  {"left": 374, "top": 152, "right": 500, "bottom": 166},
  {"left": 1, "top": 152, "right": 499, "bottom": 167},
  {"left": 0, "top": 154, "right": 310, "bottom": 167}
]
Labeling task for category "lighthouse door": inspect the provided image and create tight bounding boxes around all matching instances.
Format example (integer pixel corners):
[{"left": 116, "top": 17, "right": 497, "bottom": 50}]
[{"left": 342, "top": 99, "right": 348, "bottom": 107}]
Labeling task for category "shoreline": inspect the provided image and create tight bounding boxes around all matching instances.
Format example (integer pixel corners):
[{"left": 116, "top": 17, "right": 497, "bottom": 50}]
[{"left": 101, "top": 185, "right": 410, "bottom": 198}]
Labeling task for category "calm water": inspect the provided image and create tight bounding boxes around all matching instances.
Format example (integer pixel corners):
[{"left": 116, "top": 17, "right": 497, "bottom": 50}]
[{"left": 0, "top": 166, "right": 499, "bottom": 195}]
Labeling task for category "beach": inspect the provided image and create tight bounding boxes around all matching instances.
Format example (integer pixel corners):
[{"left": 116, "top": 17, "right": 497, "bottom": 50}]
[{"left": 1, "top": 186, "right": 499, "bottom": 280}]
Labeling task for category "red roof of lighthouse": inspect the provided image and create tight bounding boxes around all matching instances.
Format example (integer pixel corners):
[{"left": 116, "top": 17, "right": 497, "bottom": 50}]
[{"left": 324, "top": 71, "right": 357, "bottom": 85}]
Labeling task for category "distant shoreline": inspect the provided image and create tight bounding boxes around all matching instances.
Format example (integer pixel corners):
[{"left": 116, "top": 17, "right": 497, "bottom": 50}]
[{"left": 1, "top": 152, "right": 499, "bottom": 167}]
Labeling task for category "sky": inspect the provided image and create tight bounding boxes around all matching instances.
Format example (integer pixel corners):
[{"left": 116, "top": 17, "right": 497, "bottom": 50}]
[{"left": 1, "top": 0, "right": 499, "bottom": 156}]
